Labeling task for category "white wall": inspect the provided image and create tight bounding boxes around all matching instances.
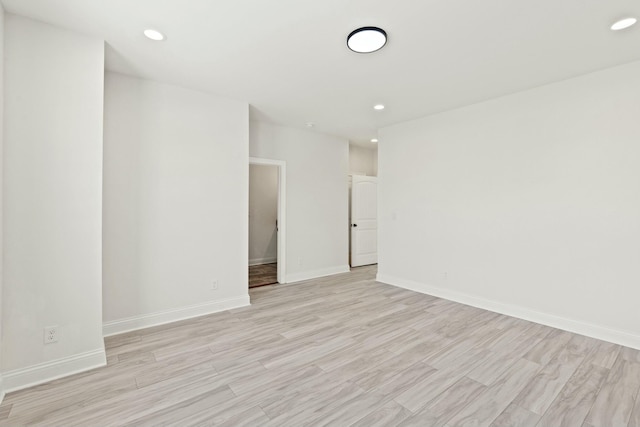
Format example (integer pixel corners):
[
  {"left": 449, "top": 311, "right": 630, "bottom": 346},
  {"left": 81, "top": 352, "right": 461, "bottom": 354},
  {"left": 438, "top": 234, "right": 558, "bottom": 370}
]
[
  {"left": 250, "top": 122, "right": 349, "bottom": 282},
  {"left": 2, "top": 15, "right": 105, "bottom": 388},
  {"left": 373, "top": 149, "right": 378, "bottom": 178},
  {"left": 0, "top": 3, "right": 5, "bottom": 402},
  {"left": 103, "top": 72, "right": 249, "bottom": 334},
  {"left": 378, "top": 60, "right": 640, "bottom": 349},
  {"left": 349, "top": 145, "right": 377, "bottom": 176},
  {"left": 249, "top": 164, "right": 278, "bottom": 265}
]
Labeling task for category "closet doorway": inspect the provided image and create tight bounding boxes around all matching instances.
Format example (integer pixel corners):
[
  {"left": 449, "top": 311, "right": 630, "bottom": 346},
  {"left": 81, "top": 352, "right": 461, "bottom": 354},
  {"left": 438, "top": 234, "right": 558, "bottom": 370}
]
[{"left": 248, "top": 158, "right": 286, "bottom": 288}]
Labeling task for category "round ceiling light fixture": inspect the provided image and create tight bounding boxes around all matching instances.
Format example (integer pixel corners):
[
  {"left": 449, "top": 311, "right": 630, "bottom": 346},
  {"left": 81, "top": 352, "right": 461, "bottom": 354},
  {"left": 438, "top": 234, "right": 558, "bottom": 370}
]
[
  {"left": 347, "top": 27, "right": 387, "bottom": 53},
  {"left": 371, "top": 138, "right": 379, "bottom": 143},
  {"left": 611, "top": 17, "right": 637, "bottom": 31},
  {"left": 144, "top": 29, "right": 165, "bottom": 41},
  {"left": 373, "top": 104, "right": 385, "bottom": 110}
]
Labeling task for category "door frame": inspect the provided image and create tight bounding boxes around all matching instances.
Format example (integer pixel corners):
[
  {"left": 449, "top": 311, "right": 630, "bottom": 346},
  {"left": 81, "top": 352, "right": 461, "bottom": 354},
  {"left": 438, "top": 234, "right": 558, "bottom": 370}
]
[{"left": 249, "top": 157, "right": 287, "bottom": 284}]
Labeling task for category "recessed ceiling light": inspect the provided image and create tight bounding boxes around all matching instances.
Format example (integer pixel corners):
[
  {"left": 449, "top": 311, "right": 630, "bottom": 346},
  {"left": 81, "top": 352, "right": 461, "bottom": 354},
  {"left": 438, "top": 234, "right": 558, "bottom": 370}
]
[
  {"left": 144, "top": 29, "right": 165, "bottom": 41},
  {"left": 611, "top": 17, "right": 637, "bottom": 31},
  {"left": 373, "top": 104, "right": 385, "bottom": 110},
  {"left": 371, "top": 138, "right": 378, "bottom": 143},
  {"left": 347, "top": 27, "right": 387, "bottom": 53}
]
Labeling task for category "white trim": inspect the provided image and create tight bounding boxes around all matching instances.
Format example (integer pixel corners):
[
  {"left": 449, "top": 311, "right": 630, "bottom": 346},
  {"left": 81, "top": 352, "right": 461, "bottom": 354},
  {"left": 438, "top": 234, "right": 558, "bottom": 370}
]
[
  {"left": 2, "top": 348, "right": 106, "bottom": 393},
  {"left": 249, "top": 257, "right": 277, "bottom": 266},
  {"left": 249, "top": 157, "right": 287, "bottom": 284},
  {"left": 0, "top": 376, "right": 4, "bottom": 404},
  {"left": 377, "top": 273, "right": 640, "bottom": 351},
  {"left": 287, "top": 265, "right": 351, "bottom": 284},
  {"left": 102, "top": 295, "right": 250, "bottom": 337}
]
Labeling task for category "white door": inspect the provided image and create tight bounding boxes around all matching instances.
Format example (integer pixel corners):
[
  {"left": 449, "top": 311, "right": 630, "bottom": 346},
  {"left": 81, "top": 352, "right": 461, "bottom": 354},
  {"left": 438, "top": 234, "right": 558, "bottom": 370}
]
[{"left": 351, "top": 175, "right": 378, "bottom": 267}]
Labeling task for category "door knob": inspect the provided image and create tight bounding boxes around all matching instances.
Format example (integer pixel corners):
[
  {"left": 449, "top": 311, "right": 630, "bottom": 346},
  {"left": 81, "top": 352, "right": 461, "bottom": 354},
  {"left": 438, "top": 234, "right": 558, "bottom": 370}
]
[{"left": 352, "top": 224, "right": 358, "bottom": 227}]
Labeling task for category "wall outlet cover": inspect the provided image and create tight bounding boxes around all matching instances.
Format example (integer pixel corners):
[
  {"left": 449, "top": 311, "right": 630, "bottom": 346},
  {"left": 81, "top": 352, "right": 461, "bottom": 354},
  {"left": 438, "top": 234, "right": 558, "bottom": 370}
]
[{"left": 44, "top": 326, "right": 59, "bottom": 344}]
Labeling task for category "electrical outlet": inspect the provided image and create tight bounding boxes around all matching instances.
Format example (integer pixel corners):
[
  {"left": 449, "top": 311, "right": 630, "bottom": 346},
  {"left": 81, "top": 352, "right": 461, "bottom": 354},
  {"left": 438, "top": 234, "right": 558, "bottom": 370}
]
[
  {"left": 211, "top": 280, "right": 219, "bottom": 290},
  {"left": 44, "top": 326, "right": 59, "bottom": 344}
]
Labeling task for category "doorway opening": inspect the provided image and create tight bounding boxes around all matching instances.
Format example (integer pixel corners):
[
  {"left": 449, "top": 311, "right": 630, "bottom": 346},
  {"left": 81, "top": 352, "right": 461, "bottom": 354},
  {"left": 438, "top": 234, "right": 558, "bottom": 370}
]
[
  {"left": 249, "top": 157, "right": 286, "bottom": 288},
  {"left": 348, "top": 143, "right": 378, "bottom": 267}
]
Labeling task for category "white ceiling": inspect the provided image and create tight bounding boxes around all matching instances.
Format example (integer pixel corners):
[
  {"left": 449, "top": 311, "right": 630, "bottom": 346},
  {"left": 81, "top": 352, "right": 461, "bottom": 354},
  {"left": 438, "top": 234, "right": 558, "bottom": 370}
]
[{"left": 3, "top": 0, "right": 640, "bottom": 147}]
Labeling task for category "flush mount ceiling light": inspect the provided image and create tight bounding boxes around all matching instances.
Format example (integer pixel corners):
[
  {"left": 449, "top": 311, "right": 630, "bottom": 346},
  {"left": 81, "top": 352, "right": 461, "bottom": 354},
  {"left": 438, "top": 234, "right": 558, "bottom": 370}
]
[
  {"left": 611, "top": 17, "right": 637, "bottom": 31},
  {"left": 347, "top": 27, "right": 387, "bottom": 53},
  {"left": 371, "top": 138, "right": 378, "bottom": 143},
  {"left": 373, "top": 104, "right": 385, "bottom": 110},
  {"left": 144, "top": 29, "right": 165, "bottom": 41}
]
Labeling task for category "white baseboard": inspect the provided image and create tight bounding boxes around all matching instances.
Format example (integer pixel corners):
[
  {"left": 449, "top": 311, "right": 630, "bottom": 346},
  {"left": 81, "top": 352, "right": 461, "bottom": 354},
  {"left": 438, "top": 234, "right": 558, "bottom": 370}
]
[
  {"left": 0, "top": 375, "right": 4, "bottom": 404},
  {"left": 377, "top": 273, "right": 640, "bottom": 351},
  {"left": 286, "top": 265, "right": 351, "bottom": 283},
  {"left": 103, "top": 295, "right": 251, "bottom": 337},
  {"left": 249, "top": 257, "right": 277, "bottom": 266},
  {"left": 2, "top": 348, "right": 106, "bottom": 394}
]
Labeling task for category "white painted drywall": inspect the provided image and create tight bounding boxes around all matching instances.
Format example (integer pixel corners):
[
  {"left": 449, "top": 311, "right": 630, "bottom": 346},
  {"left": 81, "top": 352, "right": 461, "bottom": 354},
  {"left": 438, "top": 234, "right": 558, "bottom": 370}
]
[
  {"left": 103, "top": 72, "right": 249, "bottom": 326},
  {"left": 250, "top": 122, "right": 349, "bottom": 282},
  {"left": 349, "top": 145, "right": 377, "bottom": 177},
  {"left": 0, "top": 4, "right": 5, "bottom": 401},
  {"left": 378, "top": 60, "right": 640, "bottom": 348},
  {"left": 2, "top": 15, "right": 105, "bottom": 375},
  {"left": 373, "top": 149, "right": 378, "bottom": 177},
  {"left": 249, "top": 164, "right": 278, "bottom": 266}
]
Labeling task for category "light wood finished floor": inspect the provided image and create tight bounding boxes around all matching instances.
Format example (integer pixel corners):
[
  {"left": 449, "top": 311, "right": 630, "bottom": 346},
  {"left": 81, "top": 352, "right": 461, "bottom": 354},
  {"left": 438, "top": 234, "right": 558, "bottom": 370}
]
[{"left": 2, "top": 265, "right": 640, "bottom": 426}]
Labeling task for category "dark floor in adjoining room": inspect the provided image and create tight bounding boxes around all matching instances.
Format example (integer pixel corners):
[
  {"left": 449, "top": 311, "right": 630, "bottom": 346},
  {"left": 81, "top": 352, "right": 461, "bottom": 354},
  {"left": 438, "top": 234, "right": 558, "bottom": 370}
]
[{"left": 249, "top": 263, "right": 277, "bottom": 288}]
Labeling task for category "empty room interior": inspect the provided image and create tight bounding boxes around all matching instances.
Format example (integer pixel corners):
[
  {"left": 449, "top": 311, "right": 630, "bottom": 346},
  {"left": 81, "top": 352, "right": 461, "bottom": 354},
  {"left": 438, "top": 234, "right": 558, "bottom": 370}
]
[{"left": 1, "top": 0, "right": 640, "bottom": 426}]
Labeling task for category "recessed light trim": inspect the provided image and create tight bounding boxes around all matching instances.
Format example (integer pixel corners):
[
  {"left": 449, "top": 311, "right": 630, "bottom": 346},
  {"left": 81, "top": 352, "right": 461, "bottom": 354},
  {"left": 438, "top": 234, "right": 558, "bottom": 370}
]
[
  {"left": 371, "top": 138, "right": 378, "bottom": 143},
  {"left": 373, "top": 104, "right": 385, "bottom": 110},
  {"left": 347, "top": 27, "right": 387, "bottom": 53},
  {"left": 144, "top": 29, "right": 165, "bottom": 41},
  {"left": 611, "top": 17, "right": 637, "bottom": 31}
]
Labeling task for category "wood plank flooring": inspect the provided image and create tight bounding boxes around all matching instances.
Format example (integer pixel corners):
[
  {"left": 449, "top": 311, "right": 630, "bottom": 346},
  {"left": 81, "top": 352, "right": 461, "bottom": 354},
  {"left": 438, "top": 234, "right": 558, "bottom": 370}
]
[
  {"left": 2, "top": 265, "right": 640, "bottom": 426},
  {"left": 248, "top": 263, "right": 277, "bottom": 288}
]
